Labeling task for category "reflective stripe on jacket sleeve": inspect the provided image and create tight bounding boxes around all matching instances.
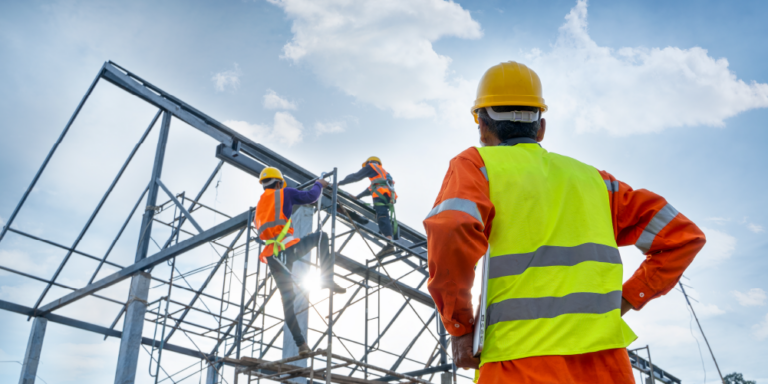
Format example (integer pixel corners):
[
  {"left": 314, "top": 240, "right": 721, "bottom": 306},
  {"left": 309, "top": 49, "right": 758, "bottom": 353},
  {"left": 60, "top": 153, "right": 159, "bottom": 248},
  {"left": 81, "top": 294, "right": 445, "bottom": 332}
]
[
  {"left": 424, "top": 147, "right": 494, "bottom": 337},
  {"left": 599, "top": 170, "right": 706, "bottom": 310}
]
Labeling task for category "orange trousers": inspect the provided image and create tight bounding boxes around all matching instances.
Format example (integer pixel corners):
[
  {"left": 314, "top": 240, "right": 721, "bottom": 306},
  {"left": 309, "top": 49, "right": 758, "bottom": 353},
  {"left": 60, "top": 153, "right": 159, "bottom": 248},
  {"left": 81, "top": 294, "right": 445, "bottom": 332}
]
[{"left": 478, "top": 348, "right": 636, "bottom": 384}]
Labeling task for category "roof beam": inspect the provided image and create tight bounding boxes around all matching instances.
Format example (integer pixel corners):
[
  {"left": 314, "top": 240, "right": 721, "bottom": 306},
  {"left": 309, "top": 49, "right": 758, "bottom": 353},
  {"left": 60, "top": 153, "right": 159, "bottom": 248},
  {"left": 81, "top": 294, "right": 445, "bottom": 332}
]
[{"left": 36, "top": 210, "right": 249, "bottom": 315}]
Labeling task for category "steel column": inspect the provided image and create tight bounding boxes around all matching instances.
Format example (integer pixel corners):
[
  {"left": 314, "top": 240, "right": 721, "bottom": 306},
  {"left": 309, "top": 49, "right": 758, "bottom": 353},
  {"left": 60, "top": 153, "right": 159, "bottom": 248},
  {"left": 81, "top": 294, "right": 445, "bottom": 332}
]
[
  {"left": 206, "top": 363, "right": 219, "bottom": 384},
  {"left": 325, "top": 169, "right": 338, "bottom": 384},
  {"left": 18, "top": 317, "right": 47, "bottom": 384},
  {"left": 115, "top": 110, "right": 171, "bottom": 384},
  {"left": 282, "top": 205, "right": 313, "bottom": 384},
  {"left": 135, "top": 110, "right": 172, "bottom": 263},
  {"left": 114, "top": 271, "right": 151, "bottom": 384}
]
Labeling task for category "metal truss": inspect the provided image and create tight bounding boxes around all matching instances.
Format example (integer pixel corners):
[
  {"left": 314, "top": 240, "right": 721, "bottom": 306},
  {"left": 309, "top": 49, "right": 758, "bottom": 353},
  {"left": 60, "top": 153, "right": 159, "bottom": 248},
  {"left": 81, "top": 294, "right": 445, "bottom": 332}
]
[{"left": 0, "top": 61, "right": 680, "bottom": 384}]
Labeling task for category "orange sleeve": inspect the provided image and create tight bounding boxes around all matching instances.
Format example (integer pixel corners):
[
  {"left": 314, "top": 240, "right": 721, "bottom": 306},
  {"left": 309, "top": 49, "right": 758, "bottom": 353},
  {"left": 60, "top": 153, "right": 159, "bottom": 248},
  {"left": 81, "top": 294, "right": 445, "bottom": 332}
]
[
  {"left": 424, "top": 147, "right": 494, "bottom": 337},
  {"left": 599, "top": 171, "right": 706, "bottom": 310}
]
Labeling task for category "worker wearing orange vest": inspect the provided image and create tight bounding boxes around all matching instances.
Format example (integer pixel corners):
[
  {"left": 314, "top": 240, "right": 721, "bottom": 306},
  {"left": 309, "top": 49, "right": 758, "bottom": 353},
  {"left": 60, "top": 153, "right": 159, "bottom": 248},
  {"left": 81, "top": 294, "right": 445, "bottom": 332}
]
[
  {"left": 254, "top": 167, "right": 346, "bottom": 355},
  {"left": 339, "top": 157, "right": 399, "bottom": 254},
  {"left": 423, "top": 62, "right": 706, "bottom": 383}
]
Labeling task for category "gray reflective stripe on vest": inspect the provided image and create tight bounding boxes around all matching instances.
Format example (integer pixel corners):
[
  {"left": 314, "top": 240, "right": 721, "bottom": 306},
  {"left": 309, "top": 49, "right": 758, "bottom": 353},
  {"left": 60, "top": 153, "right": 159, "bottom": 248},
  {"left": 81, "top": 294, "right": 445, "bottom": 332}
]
[
  {"left": 635, "top": 203, "right": 679, "bottom": 253},
  {"left": 480, "top": 167, "right": 488, "bottom": 181},
  {"left": 486, "top": 290, "right": 622, "bottom": 325},
  {"left": 424, "top": 198, "right": 483, "bottom": 227},
  {"left": 274, "top": 190, "right": 282, "bottom": 222},
  {"left": 488, "top": 243, "right": 621, "bottom": 279},
  {"left": 604, "top": 179, "right": 619, "bottom": 193},
  {"left": 258, "top": 219, "right": 288, "bottom": 234}
]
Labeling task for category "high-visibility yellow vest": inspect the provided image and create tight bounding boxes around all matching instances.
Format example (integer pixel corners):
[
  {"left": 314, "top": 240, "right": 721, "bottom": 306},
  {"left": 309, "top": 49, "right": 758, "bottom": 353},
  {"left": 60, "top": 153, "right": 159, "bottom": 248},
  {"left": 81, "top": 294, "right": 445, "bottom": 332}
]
[{"left": 477, "top": 142, "right": 636, "bottom": 366}]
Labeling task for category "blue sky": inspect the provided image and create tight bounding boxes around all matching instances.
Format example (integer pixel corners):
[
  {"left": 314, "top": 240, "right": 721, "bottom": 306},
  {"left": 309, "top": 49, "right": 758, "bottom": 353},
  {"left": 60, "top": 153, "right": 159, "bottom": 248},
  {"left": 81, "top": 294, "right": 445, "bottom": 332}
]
[{"left": 1, "top": 0, "right": 767, "bottom": 383}]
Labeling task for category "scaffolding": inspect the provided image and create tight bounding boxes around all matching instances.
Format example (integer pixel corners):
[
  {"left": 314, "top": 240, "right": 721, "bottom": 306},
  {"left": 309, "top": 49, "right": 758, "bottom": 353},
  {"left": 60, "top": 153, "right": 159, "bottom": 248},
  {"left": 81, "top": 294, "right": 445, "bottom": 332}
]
[{"left": 1, "top": 61, "right": 680, "bottom": 384}]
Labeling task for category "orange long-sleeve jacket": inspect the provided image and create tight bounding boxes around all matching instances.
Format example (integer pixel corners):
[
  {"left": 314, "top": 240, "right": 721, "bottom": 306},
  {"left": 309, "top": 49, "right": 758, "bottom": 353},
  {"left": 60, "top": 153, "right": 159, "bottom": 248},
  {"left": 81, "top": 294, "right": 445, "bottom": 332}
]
[{"left": 423, "top": 147, "right": 706, "bottom": 384}]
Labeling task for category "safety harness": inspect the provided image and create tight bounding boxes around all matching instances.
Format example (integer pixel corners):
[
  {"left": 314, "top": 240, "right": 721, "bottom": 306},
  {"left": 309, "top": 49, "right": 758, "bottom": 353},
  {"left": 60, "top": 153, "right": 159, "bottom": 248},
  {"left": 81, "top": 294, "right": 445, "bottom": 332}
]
[{"left": 368, "top": 164, "right": 399, "bottom": 238}]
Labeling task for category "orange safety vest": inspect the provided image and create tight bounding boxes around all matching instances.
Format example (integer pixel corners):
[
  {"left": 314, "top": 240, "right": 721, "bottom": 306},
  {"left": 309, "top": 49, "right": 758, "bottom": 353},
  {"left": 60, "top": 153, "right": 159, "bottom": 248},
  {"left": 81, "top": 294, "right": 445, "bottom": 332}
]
[
  {"left": 254, "top": 188, "right": 300, "bottom": 263},
  {"left": 368, "top": 163, "right": 398, "bottom": 201}
]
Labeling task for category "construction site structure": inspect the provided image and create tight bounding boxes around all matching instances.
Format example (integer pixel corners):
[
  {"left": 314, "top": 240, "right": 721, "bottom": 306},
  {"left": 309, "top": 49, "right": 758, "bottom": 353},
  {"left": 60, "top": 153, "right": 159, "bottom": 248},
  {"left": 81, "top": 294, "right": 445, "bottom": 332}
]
[{"left": 0, "top": 61, "right": 681, "bottom": 384}]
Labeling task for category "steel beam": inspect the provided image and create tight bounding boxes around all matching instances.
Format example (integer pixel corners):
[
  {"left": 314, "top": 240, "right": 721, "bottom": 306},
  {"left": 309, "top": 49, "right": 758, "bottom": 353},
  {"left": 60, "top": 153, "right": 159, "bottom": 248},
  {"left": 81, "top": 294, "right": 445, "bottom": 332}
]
[
  {"left": 375, "top": 364, "right": 452, "bottom": 382},
  {"left": 29, "top": 109, "right": 162, "bottom": 315},
  {"left": 37, "top": 210, "right": 249, "bottom": 314},
  {"left": 18, "top": 317, "right": 47, "bottom": 384},
  {"left": 334, "top": 253, "right": 433, "bottom": 308},
  {"left": 0, "top": 299, "right": 236, "bottom": 369},
  {"left": 0, "top": 63, "right": 105, "bottom": 243}
]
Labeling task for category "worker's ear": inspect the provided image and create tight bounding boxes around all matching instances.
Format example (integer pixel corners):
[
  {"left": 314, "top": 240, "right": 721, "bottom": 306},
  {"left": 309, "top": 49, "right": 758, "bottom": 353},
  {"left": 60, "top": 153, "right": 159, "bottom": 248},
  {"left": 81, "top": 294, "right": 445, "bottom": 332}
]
[{"left": 537, "top": 118, "right": 546, "bottom": 143}]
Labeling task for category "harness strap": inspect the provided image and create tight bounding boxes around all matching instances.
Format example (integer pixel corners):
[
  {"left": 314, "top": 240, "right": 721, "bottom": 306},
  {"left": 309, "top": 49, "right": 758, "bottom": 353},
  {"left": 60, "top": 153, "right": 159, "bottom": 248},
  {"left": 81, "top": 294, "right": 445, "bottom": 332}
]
[{"left": 264, "top": 218, "right": 293, "bottom": 257}]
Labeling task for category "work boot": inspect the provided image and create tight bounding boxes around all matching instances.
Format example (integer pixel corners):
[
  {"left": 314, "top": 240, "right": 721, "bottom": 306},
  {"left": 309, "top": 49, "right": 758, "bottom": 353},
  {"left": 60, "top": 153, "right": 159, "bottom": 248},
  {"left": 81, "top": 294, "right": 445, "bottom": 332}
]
[
  {"left": 376, "top": 243, "right": 396, "bottom": 258},
  {"left": 299, "top": 343, "right": 311, "bottom": 356},
  {"left": 321, "top": 280, "right": 347, "bottom": 294}
]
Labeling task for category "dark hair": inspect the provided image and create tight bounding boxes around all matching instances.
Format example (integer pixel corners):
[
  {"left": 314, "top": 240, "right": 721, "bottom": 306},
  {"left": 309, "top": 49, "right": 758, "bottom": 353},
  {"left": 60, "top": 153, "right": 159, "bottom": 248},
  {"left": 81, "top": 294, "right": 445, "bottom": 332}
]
[
  {"left": 477, "top": 105, "right": 540, "bottom": 141},
  {"left": 261, "top": 179, "right": 283, "bottom": 190}
]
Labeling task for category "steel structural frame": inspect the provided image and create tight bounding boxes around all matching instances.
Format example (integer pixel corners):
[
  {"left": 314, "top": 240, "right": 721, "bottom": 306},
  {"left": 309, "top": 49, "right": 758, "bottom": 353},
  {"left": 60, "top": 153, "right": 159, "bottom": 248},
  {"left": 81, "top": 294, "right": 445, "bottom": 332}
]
[
  {"left": 0, "top": 61, "right": 449, "bottom": 384},
  {"left": 0, "top": 61, "right": 681, "bottom": 384}
]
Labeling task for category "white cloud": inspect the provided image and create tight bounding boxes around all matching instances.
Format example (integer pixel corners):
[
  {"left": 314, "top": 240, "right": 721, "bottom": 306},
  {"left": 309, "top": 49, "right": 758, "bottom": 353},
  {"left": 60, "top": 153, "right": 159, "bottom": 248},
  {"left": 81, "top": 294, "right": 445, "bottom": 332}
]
[
  {"left": 754, "top": 313, "right": 768, "bottom": 340},
  {"left": 211, "top": 63, "right": 242, "bottom": 92},
  {"left": 732, "top": 288, "right": 767, "bottom": 307},
  {"left": 263, "top": 89, "right": 298, "bottom": 110},
  {"left": 267, "top": 0, "right": 482, "bottom": 119},
  {"left": 747, "top": 223, "right": 764, "bottom": 233},
  {"left": 225, "top": 111, "right": 304, "bottom": 146},
  {"left": 694, "top": 227, "right": 736, "bottom": 268},
  {"left": 315, "top": 121, "right": 346, "bottom": 135},
  {"left": 524, "top": 0, "right": 768, "bottom": 135}
]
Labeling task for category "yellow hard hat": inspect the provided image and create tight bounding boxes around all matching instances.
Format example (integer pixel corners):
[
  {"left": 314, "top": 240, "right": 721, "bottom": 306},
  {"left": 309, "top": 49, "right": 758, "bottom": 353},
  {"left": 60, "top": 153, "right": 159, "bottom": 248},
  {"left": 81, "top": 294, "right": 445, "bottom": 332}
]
[
  {"left": 362, "top": 156, "right": 381, "bottom": 168},
  {"left": 259, "top": 167, "right": 285, "bottom": 184},
  {"left": 471, "top": 61, "right": 547, "bottom": 124}
]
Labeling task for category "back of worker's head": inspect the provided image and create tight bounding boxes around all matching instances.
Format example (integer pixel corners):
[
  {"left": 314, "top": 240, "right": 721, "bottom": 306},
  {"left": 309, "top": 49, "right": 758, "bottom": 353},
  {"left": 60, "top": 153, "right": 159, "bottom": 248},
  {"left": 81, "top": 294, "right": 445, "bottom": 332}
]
[
  {"left": 478, "top": 106, "right": 541, "bottom": 141},
  {"left": 261, "top": 178, "right": 283, "bottom": 190}
]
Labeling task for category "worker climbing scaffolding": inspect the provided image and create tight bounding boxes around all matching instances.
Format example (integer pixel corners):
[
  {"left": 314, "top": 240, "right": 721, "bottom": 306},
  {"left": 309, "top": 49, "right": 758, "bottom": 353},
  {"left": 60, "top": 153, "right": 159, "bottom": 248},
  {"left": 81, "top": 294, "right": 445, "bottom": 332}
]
[
  {"left": 254, "top": 166, "right": 346, "bottom": 356},
  {"left": 339, "top": 156, "right": 399, "bottom": 256}
]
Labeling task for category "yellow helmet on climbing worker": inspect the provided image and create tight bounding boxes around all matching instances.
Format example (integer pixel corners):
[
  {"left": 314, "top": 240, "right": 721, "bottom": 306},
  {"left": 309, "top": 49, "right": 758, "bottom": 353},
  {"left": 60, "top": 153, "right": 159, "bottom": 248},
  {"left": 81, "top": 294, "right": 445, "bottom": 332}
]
[
  {"left": 362, "top": 156, "right": 381, "bottom": 168},
  {"left": 259, "top": 167, "right": 285, "bottom": 187},
  {"left": 471, "top": 61, "right": 548, "bottom": 124}
]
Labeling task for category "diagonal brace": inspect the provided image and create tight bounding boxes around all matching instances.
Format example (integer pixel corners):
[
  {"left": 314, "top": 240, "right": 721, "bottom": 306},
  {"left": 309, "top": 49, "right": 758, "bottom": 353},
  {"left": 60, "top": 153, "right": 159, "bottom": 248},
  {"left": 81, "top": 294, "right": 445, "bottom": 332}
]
[
  {"left": 156, "top": 178, "right": 204, "bottom": 234},
  {"left": 36, "top": 210, "right": 249, "bottom": 315}
]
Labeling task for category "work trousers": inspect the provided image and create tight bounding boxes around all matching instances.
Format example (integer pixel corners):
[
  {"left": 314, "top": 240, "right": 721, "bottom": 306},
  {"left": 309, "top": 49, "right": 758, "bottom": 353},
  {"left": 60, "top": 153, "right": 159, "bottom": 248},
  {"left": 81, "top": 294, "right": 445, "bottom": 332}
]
[
  {"left": 266, "top": 231, "right": 332, "bottom": 347},
  {"left": 373, "top": 195, "right": 394, "bottom": 238}
]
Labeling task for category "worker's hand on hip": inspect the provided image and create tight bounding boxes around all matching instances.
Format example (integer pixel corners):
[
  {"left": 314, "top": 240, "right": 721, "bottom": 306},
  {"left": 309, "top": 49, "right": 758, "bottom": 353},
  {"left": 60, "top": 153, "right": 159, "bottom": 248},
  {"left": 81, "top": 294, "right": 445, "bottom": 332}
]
[
  {"left": 318, "top": 179, "right": 330, "bottom": 189},
  {"left": 451, "top": 332, "right": 480, "bottom": 370}
]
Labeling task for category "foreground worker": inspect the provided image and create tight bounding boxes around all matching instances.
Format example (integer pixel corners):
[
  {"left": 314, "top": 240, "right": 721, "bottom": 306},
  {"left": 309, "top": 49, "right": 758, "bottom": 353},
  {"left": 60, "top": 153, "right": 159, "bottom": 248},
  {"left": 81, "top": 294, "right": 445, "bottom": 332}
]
[
  {"left": 339, "top": 157, "right": 398, "bottom": 254},
  {"left": 255, "top": 167, "right": 346, "bottom": 355},
  {"left": 423, "top": 62, "right": 706, "bottom": 383}
]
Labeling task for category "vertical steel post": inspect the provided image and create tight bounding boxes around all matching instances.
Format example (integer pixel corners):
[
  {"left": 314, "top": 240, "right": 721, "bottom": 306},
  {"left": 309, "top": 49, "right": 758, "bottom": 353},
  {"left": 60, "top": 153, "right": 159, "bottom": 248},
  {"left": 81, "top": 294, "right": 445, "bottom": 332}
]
[
  {"left": 324, "top": 169, "right": 338, "bottom": 384},
  {"left": 114, "top": 272, "right": 151, "bottom": 384},
  {"left": 205, "top": 364, "right": 218, "bottom": 384},
  {"left": 18, "top": 317, "right": 47, "bottom": 384},
  {"left": 115, "top": 110, "right": 171, "bottom": 384},
  {"left": 282, "top": 205, "right": 313, "bottom": 384},
  {"left": 134, "top": 110, "right": 171, "bottom": 264},
  {"left": 364, "top": 261, "right": 369, "bottom": 380},
  {"left": 0, "top": 64, "right": 104, "bottom": 243},
  {"left": 438, "top": 313, "right": 450, "bottom": 384},
  {"left": 236, "top": 208, "right": 254, "bottom": 359}
]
